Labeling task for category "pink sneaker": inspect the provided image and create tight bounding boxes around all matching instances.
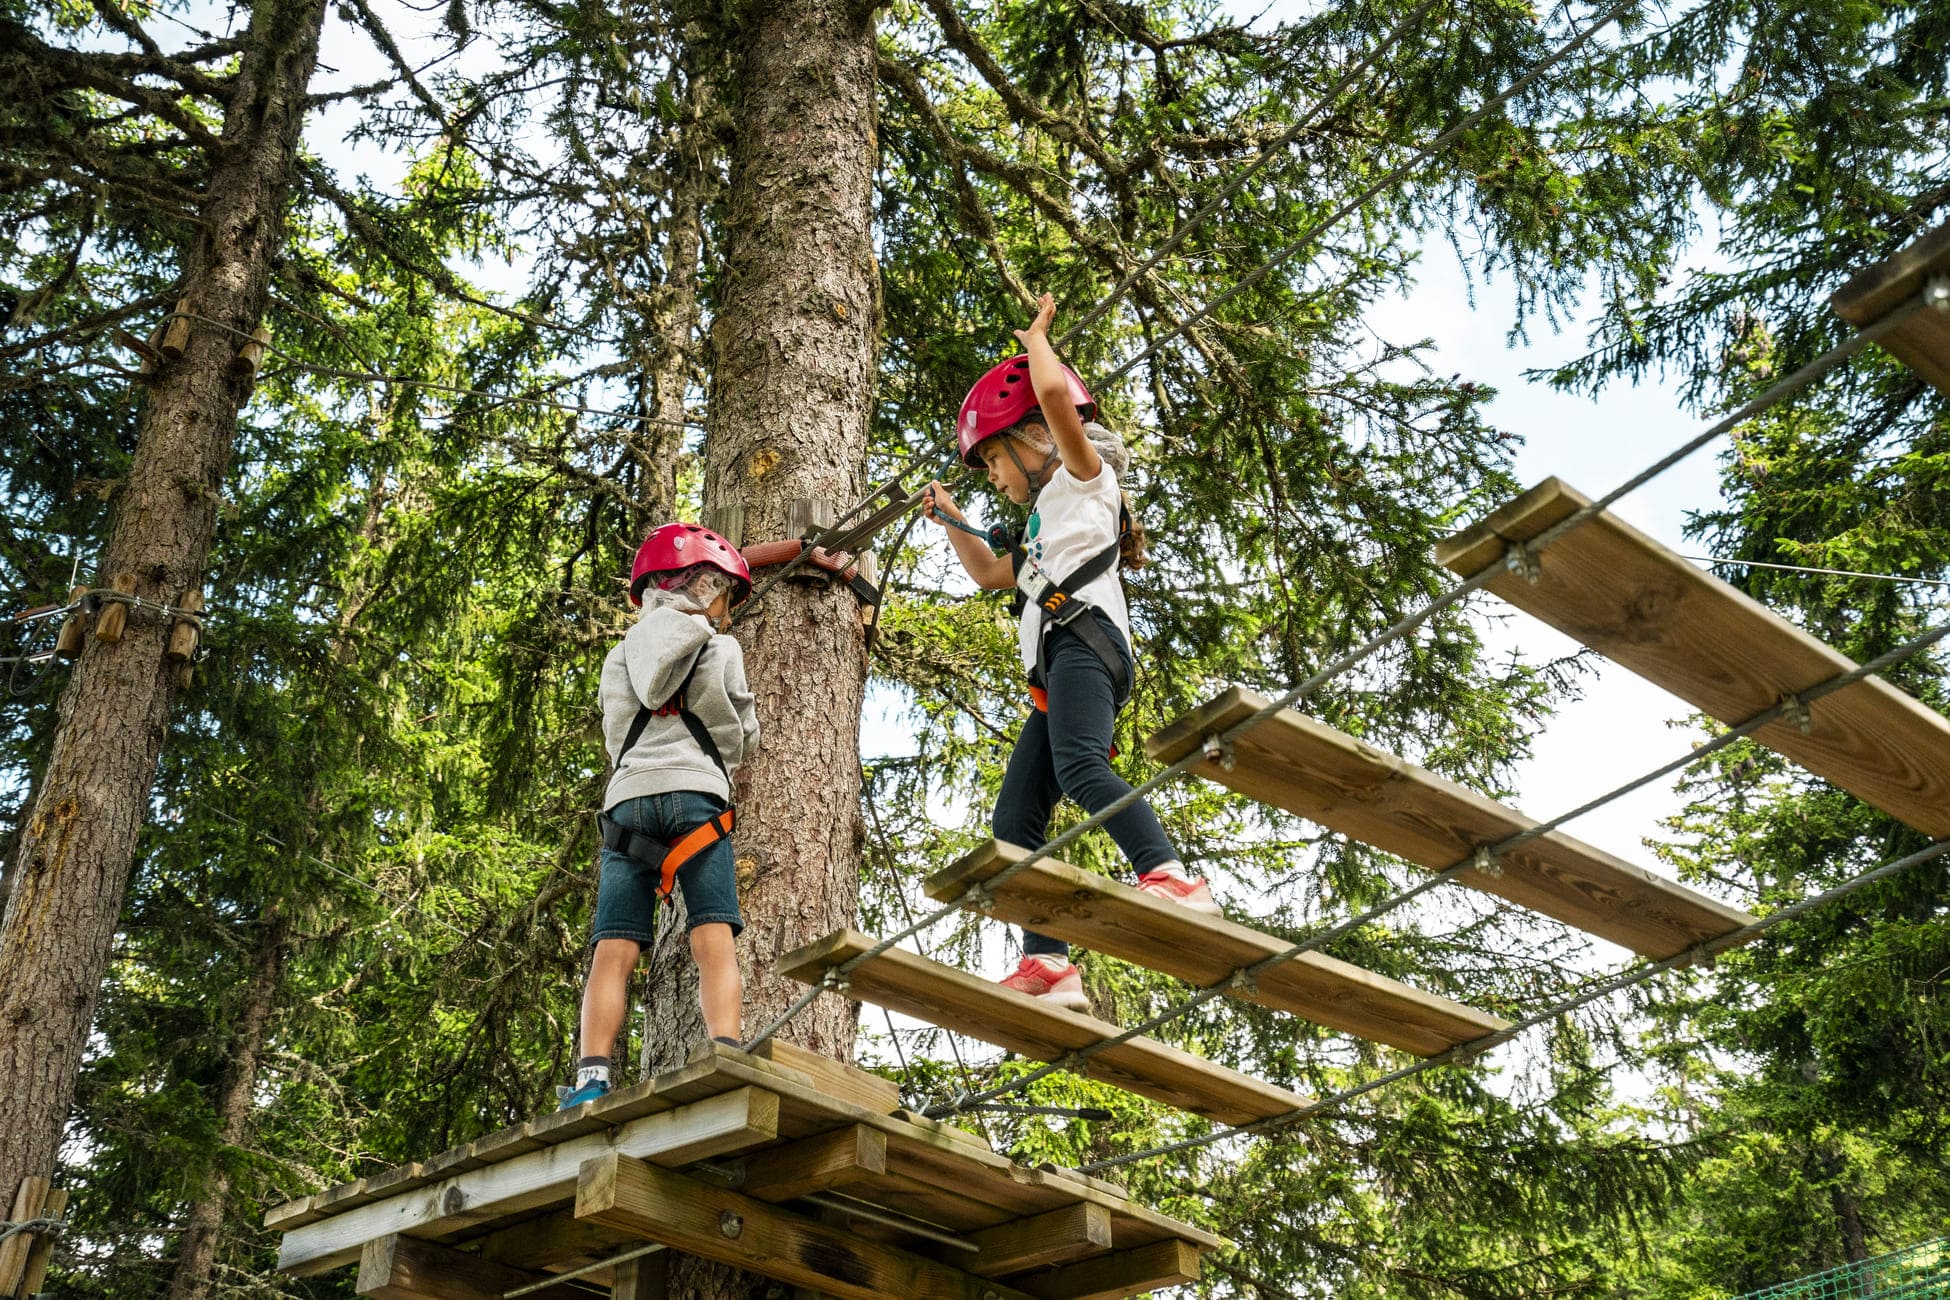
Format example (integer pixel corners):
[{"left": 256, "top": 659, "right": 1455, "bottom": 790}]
[
  {"left": 997, "top": 956, "right": 1090, "bottom": 1011},
  {"left": 1136, "top": 869, "right": 1221, "bottom": 915}
]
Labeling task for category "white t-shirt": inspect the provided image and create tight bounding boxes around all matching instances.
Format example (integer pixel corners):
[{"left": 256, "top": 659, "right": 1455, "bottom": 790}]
[{"left": 1015, "top": 460, "right": 1130, "bottom": 675}]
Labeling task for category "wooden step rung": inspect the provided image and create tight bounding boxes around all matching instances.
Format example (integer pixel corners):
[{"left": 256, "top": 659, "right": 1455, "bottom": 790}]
[
  {"left": 925, "top": 840, "right": 1508, "bottom": 1056},
  {"left": 1831, "top": 217, "right": 1950, "bottom": 395},
  {"left": 1436, "top": 478, "right": 1950, "bottom": 840},
  {"left": 777, "top": 929, "right": 1311, "bottom": 1127},
  {"left": 1148, "top": 687, "right": 1757, "bottom": 959}
]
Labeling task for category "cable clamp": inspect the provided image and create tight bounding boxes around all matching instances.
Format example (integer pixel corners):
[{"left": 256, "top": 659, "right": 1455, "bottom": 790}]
[
  {"left": 1201, "top": 733, "right": 1237, "bottom": 771},
  {"left": 1227, "top": 967, "right": 1258, "bottom": 995},
  {"left": 1778, "top": 693, "right": 1813, "bottom": 734},
  {"left": 963, "top": 883, "right": 996, "bottom": 915},
  {"left": 1470, "top": 846, "right": 1502, "bottom": 878},
  {"left": 1682, "top": 941, "right": 1716, "bottom": 970},
  {"left": 1504, "top": 543, "right": 1542, "bottom": 584},
  {"left": 1924, "top": 274, "right": 1950, "bottom": 315},
  {"left": 820, "top": 969, "right": 851, "bottom": 996}
]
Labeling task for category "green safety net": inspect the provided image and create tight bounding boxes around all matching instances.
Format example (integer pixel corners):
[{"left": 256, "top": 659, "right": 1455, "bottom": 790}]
[{"left": 1737, "top": 1238, "right": 1950, "bottom": 1300}]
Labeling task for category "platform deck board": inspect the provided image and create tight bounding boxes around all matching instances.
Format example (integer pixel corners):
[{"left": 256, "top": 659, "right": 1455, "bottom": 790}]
[
  {"left": 1148, "top": 687, "right": 1756, "bottom": 958},
  {"left": 1831, "top": 219, "right": 1950, "bottom": 395},
  {"left": 924, "top": 840, "right": 1508, "bottom": 1055},
  {"left": 778, "top": 929, "right": 1311, "bottom": 1127},
  {"left": 1435, "top": 478, "right": 1950, "bottom": 839}
]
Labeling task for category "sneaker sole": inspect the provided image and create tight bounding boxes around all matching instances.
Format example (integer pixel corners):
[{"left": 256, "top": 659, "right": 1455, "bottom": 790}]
[
  {"left": 1139, "top": 889, "right": 1223, "bottom": 915},
  {"left": 1039, "top": 990, "right": 1091, "bottom": 1012}
]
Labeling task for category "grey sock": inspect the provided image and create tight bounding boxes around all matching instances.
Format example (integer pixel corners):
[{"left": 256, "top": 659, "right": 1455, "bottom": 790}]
[{"left": 576, "top": 1056, "right": 611, "bottom": 1087}]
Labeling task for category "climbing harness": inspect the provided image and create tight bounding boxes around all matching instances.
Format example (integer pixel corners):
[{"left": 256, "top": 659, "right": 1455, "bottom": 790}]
[
  {"left": 1005, "top": 499, "right": 1135, "bottom": 707},
  {"left": 600, "top": 650, "right": 738, "bottom": 903}
]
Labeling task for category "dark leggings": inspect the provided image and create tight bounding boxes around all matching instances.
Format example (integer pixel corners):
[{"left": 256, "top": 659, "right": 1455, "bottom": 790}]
[{"left": 992, "top": 613, "right": 1180, "bottom": 958}]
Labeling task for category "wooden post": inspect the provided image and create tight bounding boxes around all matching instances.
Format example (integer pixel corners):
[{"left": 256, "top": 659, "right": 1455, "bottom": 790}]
[
  {"left": 14, "top": 1186, "right": 66, "bottom": 1298},
  {"left": 701, "top": 505, "right": 745, "bottom": 548},
  {"left": 784, "top": 498, "right": 835, "bottom": 541},
  {"left": 612, "top": 1248, "right": 669, "bottom": 1300},
  {"left": 166, "top": 591, "right": 203, "bottom": 662},
  {"left": 53, "top": 587, "right": 88, "bottom": 659},
  {"left": 91, "top": 574, "right": 136, "bottom": 645},
  {"left": 232, "top": 325, "right": 271, "bottom": 378},
  {"left": 0, "top": 1175, "right": 50, "bottom": 1294},
  {"left": 854, "top": 551, "right": 878, "bottom": 628},
  {"left": 158, "top": 297, "right": 193, "bottom": 360}
]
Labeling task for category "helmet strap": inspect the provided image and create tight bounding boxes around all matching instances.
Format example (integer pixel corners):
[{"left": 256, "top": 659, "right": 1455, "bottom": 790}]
[{"left": 1003, "top": 438, "right": 1059, "bottom": 500}]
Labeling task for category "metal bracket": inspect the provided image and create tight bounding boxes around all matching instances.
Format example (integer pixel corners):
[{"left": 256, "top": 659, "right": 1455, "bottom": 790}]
[
  {"left": 1470, "top": 846, "right": 1502, "bottom": 879},
  {"left": 1201, "top": 733, "right": 1237, "bottom": 771},
  {"left": 963, "top": 883, "right": 996, "bottom": 915},
  {"left": 820, "top": 968, "right": 851, "bottom": 996},
  {"left": 1778, "top": 693, "right": 1813, "bottom": 734},
  {"left": 1504, "top": 543, "right": 1543, "bottom": 584},
  {"left": 1924, "top": 274, "right": 1950, "bottom": 315},
  {"left": 1228, "top": 967, "right": 1259, "bottom": 996}
]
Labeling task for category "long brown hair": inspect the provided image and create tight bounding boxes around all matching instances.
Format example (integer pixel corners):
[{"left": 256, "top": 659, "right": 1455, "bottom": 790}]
[{"left": 1119, "top": 492, "right": 1147, "bottom": 571}]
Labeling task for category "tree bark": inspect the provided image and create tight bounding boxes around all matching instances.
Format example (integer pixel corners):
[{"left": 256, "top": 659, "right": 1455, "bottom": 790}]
[
  {"left": 163, "top": 916, "right": 286, "bottom": 1300},
  {"left": 648, "top": 0, "right": 878, "bottom": 1293},
  {"left": 0, "top": 0, "right": 327, "bottom": 1198}
]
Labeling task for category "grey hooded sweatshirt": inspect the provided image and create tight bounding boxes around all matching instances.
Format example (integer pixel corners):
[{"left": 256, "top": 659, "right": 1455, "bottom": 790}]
[{"left": 600, "top": 605, "right": 759, "bottom": 809}]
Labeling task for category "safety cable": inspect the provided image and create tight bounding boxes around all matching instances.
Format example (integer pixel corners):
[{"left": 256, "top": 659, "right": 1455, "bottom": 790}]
[
  {"left": 737, "top": 285, "right": 1929, "bottom": 1057},
  {"left": 926, "top": 610, "right": 1950, "bottom": 1118},
  {"left": 1682, "top": 555, "right": 1950, "bottom": 591},
  {"left": 1080, "top": 832, "right": 1950, "bottom": 1172},
  {"left": 1101, "top": 0, "right": 1638, "bottom": 383}
]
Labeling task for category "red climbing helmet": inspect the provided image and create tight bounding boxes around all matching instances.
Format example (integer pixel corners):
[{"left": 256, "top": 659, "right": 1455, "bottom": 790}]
[
  {"left": 630, "top": 522, "right": 753, "bottom": 607},
  {"left": 957, "top": 355, "right": 1096, "bottom": 467}
]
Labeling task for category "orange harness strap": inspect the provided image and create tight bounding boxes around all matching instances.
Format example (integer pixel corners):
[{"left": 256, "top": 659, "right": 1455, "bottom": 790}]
[{"left": 657, "top": 808, "right": 737, "bottom": 901}]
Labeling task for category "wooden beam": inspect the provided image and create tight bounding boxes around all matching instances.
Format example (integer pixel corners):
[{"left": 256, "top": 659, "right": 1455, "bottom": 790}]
[
  {"left": 752, "top": 1039, "right": 902, "bottom": 1115},
  {"left": 967, "top": 1203, "right": 1113, "bottom": 1276},
  {"left": 278, "top": 1086, "right": 780, "bottom": 1276},
  {"left": 576, "top": 1152, "right": 1041, "bottom": 1300},
  {"left": 778, "top": 929, "right": 1310, "bottom": 1127},
  {"left": 1148, "top": 686, "right": 1757, "bottom": 958},
  {"left": 736, "top": 1124, "right": 888, "bottom": 1202},
  {"left": 355, "top": 1234, "right": 585, "bottom": 1300},
  {"left": 477, "top": 1209, "right": 641, "bottom": 1271},
  {"left": 926, "top": 840, "right": 1509, "bottom": 1055},
  {"left": 1831, "top": 218, "right": 1950, "bottom": 395},
  {"left": 1436, "top": 478, "right": 1950, "bottom": 840},
  {"left": 1017, "top": 1239, "right": 1200, "bottom": 1300}
]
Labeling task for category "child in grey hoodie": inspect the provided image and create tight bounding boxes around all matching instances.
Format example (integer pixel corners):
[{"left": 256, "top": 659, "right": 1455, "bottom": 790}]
[{"left": 562, "top": 530, "right": 759, "bottom": 1110}]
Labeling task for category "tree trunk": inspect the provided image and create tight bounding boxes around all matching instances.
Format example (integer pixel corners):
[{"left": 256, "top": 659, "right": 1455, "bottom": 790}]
[
  {"left": 0, "top": 0, "right": 327, "bottom": 1197},
  {"left": 649, "top": 0, "right": 878, "bottom": 1293},
  {"left": 163, "top": 916, "right": 286, "bottom": 1300}
]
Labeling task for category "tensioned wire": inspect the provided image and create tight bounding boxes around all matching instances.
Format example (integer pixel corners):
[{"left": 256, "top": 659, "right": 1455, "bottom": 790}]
[
  {"left": 925, "top": 605, "right": 1950, "bottom": 1118},
  {"left": 1081, "top": 831, "right": 1950, "bottom": 1172},
  {"left": 738, "top": 287, "right": 1930, "bottom": 1055}
]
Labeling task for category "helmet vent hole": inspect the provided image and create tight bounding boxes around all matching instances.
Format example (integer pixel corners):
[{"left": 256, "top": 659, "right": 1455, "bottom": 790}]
[{"left": 1005, "top": 373, "right": 1020, "bottom": 383}]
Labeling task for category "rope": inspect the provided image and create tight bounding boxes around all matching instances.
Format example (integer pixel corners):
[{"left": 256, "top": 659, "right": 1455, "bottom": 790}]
[
  {"left": 737, "top": 285, "right": 1930, "bottom": 1057},
  {"left": 1081, "top": 833, "right": 1950, "bottom": 1173},
  {"left": 927, "top": 611, "right": 1950, "bottom": 1117},
  {"left": 0, "top": 1215, "right": 62, "bottom": 1243},
  {"left": 1681, "top": 556, "right": 1950, "bottom": 591},
  {"left": 1101, "top": 0, "right": 1639, "bottom": 383}
]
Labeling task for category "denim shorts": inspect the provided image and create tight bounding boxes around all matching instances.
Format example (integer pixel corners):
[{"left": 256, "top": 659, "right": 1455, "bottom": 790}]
[{"left": 592, "top": 791, "right": 743, "bottom": 946}]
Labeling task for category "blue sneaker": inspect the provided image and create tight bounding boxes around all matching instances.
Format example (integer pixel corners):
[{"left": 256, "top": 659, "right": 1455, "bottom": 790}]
[{"left": 556, "top": 1077, "right": 610, "bottom": 1111}]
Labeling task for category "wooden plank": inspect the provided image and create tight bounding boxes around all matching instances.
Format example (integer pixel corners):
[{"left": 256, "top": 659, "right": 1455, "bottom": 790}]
[
  {"left": 755, "top": 1039, "right": 902, "bottom": 1115},
  {"left": 737, "top": 1125, "right": 888, "bottom": 1202},
  {"left": 1831, "top": 218, "right": 1950, "bottom": 394},
  {"left": 16, "top": 1186, "right": 68, "bottom": 1299},
  {"left": 277, "top": 1086, "right": 780, "bottom": 1277},
  {"left": 0, "top": 1176, "right": 50, "bottom": 1294},
  {"left": 477, "top": 1209, "right": 641, "bottom": 1271},
  {"left": 264, "top": 1196, "right": 322, "bottom": 1231},
  {"left": 1149, "top": 686, "right": 1758, "bottom": 958},
  {"left": 1017, "top": 1239, "right": 1201, "bottom": 1300},
  {"left": 575, "top": 1153, "right": 1042, "bottom": 1300},
  {"left": 968, "top": 1203, "right": 1113, "bottom": 1276},
  {"left": 927, "top": 840, "right": 1509, "bottom": 1056},
  {"left": 778, "top": 929, "right": 1311, "bottom": 1127},
  {"left": 355, "top": 1234, "right": 585, "bottom": 1300},
  {"left": 1435, "top": 478, "right": 1950, "bottom": 839}
]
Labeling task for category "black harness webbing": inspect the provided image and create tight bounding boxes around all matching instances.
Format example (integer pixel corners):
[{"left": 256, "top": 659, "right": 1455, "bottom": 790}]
[
  {"left": 1007, "top": 506, "right": 1132, "bottom": 706},
  {"left": 602, "top": 649, "right": 737, "bottom": 901}
]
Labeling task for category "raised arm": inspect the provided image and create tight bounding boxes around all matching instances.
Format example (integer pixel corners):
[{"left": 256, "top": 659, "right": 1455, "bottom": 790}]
[{"left": 1015, "top": 293, "right": 1101, "bottom": 482}]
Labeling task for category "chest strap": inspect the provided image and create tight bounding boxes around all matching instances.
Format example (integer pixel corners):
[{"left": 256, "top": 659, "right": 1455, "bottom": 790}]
[
  {"left": 1009, "top": 522, "right": 1131, "bottom": 705},
  {"left": 619, "top": 649, "right": 729, "bottom": 782}
]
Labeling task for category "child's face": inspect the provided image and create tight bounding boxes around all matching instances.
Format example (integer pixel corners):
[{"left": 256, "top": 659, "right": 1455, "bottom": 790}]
[
  {"left": 705, "top": 590, "right": 732, "bottom": 631},
  {"left": 979, "top": 438, "right": 1035, "bottom": 504}
]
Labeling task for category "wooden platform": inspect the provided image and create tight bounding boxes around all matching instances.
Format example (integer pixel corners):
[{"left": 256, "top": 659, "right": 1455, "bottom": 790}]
[
  {"left": 1147, "top": 687, "right": 1757, "bottom": 958},
  {"left": 778, "top": 929, "right": 1312, "bottom": 1126},
  {"left": 1831, "top": 217, "right": 1950, "bottom": 394},
  {"left": 923, "top": 839, "right": 1510, "bottom": 1056},
  {"left": 1436, "top": 478, "right": 1950, "bottom": 839},
  {"left": 266, "top": 1042, "right": 1220, "bottom": 1299}
]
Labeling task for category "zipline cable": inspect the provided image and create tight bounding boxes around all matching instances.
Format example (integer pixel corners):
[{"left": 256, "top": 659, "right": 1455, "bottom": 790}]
[
  {"left": 1081, "top": 832, "right": 1950, "bottom": 1172},
  {"left": 738, "top": 285, "right": 1929, "bottom": 1057}
]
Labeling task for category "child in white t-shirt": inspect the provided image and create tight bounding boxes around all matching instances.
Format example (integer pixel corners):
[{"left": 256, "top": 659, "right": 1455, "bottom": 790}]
[{"left": 923, "top": 294, "right": 1218, "bottom": 1011}]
